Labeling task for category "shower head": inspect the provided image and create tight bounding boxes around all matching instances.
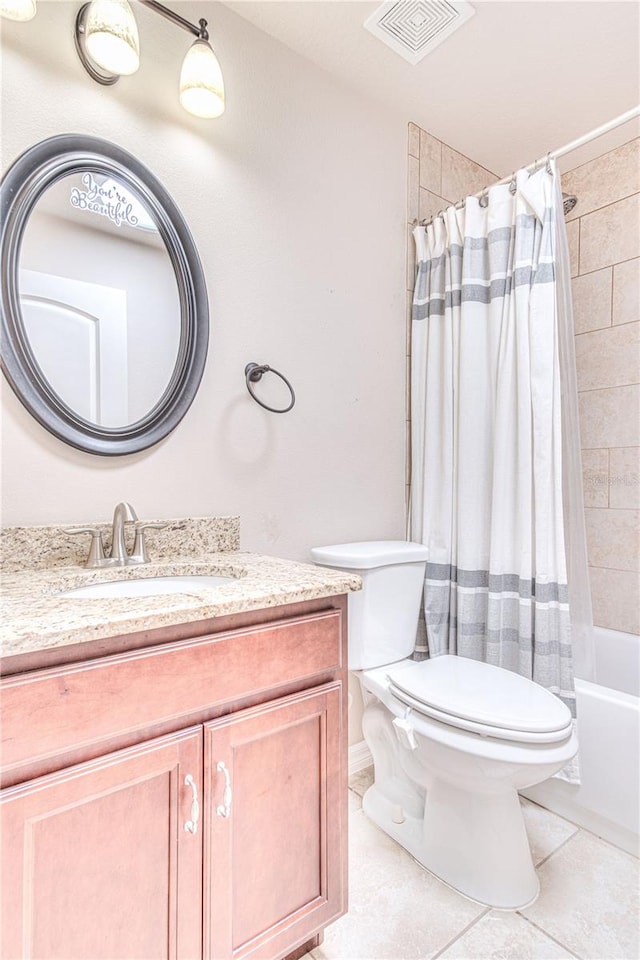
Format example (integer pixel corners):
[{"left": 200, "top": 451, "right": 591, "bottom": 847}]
[{"left": 563, "top": 193, "right": 578, "bottom": 215}]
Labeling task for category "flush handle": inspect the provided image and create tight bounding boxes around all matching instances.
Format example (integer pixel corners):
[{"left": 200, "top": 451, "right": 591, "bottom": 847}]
[
  {"left": 216, "top": 760, "right": 232, "bottom": 818},
  {"left": 184, "top": 774, "right": 200, "bottom": 834}
]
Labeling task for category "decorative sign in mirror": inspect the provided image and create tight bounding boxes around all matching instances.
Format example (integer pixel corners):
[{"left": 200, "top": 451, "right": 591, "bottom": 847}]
[{"left": 1, "top": 135, "right": 209, "bottom": 455}]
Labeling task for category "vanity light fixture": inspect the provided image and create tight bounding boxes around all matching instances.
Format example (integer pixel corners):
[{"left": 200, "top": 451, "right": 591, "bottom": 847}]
[
  {"left": 179, "top": 34, "right": 225, "bottom": 119},
  {"left": 0, "top": 0, "right": 36, "bottom": 20},
  {"left": 74, "top": 0, "right": 225, "bottom": 117},
  {"left": 81, "top": 0, "right": 140, "bottom": 78}
]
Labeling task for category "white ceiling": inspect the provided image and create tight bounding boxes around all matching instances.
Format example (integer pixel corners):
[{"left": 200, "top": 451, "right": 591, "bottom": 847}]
[{"left": 225, "top": 0, "right": 640, "bottom": 175}]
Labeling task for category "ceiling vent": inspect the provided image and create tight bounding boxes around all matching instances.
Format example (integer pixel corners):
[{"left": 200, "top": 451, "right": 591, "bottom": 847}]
[{"left": 364, "top": 0, "right": 475, "bottom": 65}]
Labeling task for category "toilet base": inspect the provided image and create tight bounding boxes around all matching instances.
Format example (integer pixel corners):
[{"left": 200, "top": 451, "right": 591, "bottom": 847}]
[
  {"left": 422, "top": 778, "right": 540, "bottom": 909},
  {"left": 362, "top": 783, "right": 425, "bottom": 862},
  {"left": 362, "top": 780, "right": 539, "bottom": 910}
]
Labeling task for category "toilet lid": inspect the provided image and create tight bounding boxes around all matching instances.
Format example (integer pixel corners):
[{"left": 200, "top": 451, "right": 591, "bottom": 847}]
[{"left": 387, "top": 656, "right": 572, "bottom": 738}]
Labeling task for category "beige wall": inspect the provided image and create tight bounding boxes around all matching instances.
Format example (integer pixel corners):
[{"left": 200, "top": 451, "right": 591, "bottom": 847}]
[
  {"left": 0, "top": 1, "right": 408, "bottom": 561},
  {"left": 563, "top": 138, "right": 640, "bottom": 635}
]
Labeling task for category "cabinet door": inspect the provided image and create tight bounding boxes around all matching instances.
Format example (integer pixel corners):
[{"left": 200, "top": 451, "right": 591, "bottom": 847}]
[
  {"left": 1, "top": 727, "right": 203, "bottom": 960},
  {"left": 203, "top": 683, "right": 345, "bottom": 960}
]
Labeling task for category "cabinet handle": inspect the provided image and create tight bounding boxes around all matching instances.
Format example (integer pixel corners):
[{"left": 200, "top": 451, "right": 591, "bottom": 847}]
[
  {"left": 216, "top": 761, "right": 232, "bottom": 818},
  {"left": 184, "top": 774, "right": 200, "bottom": 835}
]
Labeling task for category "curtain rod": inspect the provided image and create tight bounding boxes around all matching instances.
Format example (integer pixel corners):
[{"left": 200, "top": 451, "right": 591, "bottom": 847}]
[
  {"left": 487, "top": 105, "right": 640, "bottom": 193},
  {"left": 414, "top": 105, "right": 640, "bottom": 225}
]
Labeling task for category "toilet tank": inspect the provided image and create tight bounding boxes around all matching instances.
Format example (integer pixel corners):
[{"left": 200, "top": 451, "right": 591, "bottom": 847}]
[{"left": 311, "top": 541, "right": 428, "bottom": 670}]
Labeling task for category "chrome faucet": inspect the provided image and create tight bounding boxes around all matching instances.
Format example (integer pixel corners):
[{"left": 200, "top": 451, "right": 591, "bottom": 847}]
[{"left": 110, "top": 501, "right": 138, "bottom": 565}]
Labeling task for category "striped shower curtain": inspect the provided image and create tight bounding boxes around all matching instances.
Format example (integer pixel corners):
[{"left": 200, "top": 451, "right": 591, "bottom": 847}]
[{"left": 410, "top": 163, "right": 576, "bottom": 718}]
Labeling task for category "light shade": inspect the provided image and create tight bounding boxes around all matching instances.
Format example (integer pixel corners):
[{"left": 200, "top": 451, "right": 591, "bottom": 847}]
[
  {"left": 179, "top": 39, "right": 224, "bottom": 119},
  {"left": 85, "top": 0, "right": 139, "bottom": 76},
  {"left": 0, "top": 0, "right": 36, "bottom": 20}
]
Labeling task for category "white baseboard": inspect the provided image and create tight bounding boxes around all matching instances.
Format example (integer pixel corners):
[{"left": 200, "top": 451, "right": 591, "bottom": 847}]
[{"left": 349, "top": 740, "right": 372, "bottom": 776}]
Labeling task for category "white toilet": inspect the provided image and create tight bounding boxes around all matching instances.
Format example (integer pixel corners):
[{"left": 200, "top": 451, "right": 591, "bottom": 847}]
[{"left": 311, "top": 540, "right": 578, "bottom": 910}]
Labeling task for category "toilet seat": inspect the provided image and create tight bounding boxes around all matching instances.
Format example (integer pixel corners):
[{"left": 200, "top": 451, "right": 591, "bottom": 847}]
[{"left": 379, "top": 656, "right": 573, "bottom": 744}]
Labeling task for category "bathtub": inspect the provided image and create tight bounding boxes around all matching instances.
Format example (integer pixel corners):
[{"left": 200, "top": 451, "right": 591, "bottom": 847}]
[{"left": 522, "top": 626, "right": 640, "bottom": 857}]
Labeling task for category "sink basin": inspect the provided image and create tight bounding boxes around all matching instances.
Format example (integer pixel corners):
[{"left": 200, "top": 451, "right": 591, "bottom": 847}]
[{"left": 60, "top": 575, "right": 235, "bottom": 599}]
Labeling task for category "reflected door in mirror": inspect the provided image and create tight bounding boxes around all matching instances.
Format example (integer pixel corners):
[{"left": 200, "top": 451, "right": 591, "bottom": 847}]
[
  {"left": 20, "top": 270, "right": 129, "bottom": 426},
  {"left": 18, "top": 171, "right": 181, "bottom": 428}
]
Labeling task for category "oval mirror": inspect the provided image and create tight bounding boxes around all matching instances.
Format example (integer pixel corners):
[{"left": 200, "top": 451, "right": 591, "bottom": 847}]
[{"left": 1, "top": 134, "right": 209, "bottom": 455}]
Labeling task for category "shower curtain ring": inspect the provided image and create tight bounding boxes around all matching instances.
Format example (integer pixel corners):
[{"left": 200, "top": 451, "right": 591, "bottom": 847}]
[
  {"left": 545, "top": 152, "right": 553, "bottom": 174},
  {"left": 509, "top": 173, "right": 517, "bottom": 194}
]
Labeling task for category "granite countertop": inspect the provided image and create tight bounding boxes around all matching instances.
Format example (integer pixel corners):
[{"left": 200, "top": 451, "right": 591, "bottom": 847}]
[{"left": 0, "top": 552, "right": 361, "bottom": 663}]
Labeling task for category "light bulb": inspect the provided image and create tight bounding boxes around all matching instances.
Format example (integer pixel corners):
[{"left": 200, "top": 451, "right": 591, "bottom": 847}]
[
  {"left": 179, "top": 39, "right": 225, "bottom": 119},
  {"left": 85, "top": 0, "right": 139, "bottom": 76},
  {"left": 0, "top": 0, "right": 36, "bottom": 20}
]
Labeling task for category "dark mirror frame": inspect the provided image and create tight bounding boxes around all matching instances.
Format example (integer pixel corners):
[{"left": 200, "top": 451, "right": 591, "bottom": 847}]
[{"left": 1, "top": 134, "right": 209, "bottom": 456}]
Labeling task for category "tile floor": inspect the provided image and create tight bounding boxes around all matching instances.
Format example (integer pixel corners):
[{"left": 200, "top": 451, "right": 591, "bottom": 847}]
[{"left": 309, "top": 768, "right": 640, "bottom": 960}]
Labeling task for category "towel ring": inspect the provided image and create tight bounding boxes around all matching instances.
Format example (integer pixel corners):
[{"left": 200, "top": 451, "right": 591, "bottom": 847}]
[{"left": 245, "top": 362, "right": 295, "bottom": 414}]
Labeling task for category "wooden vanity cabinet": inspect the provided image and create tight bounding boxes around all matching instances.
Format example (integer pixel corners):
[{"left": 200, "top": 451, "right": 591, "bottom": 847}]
[
  {"left": 204, "top": 684, "right": 342, "bottom": 960},
  {"left": 1, "top": 728, "right": 204, "bottom": 960},
  {"left": 0, "top": 598, "right": 348, "bottom": 960}
]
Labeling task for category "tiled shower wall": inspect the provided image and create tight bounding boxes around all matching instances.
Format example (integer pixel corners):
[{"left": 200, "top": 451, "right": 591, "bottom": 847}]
[
  {"left": 563, "top": 138, "right": 640, "bottom": 635},
  {"left": 405, "top": 126, "right": 639, "bottom": 638}
]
